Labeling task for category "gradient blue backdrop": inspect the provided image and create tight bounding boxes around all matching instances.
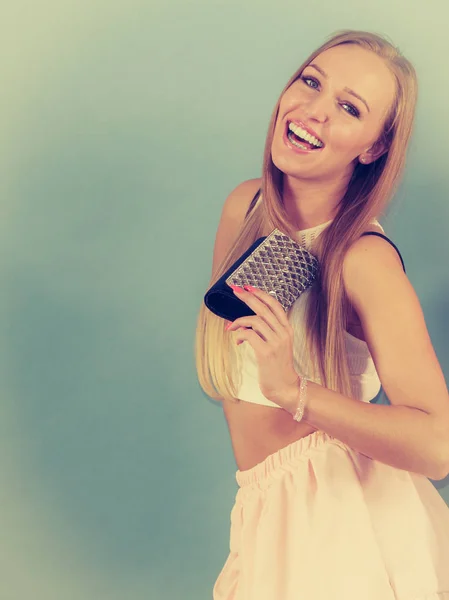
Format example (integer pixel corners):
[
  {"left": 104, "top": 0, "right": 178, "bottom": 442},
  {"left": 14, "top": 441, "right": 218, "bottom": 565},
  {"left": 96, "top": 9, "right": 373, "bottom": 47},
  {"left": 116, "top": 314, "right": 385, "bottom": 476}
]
[{"left": 1, "top": 1, "right": 448, "bottom": 598}]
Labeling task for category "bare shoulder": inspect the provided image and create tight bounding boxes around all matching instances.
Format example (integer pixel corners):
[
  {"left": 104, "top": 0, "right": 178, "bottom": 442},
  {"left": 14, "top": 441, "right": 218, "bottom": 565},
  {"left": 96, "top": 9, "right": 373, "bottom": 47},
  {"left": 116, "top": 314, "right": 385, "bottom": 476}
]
[
  {"left": 342, "top": 228, "right": 406, "bottom": 309},
  {"left": 220, "top": 178, "right": 262, "bottom": 224},
  {"left": 345, "top": 227, "right": 403, "bottom": 270},
  {"left": 343, "top": 223, "right": 400, "bottom": 331},
  {"left": 210, "top": 178, "right": 261, "bottom": 280}
]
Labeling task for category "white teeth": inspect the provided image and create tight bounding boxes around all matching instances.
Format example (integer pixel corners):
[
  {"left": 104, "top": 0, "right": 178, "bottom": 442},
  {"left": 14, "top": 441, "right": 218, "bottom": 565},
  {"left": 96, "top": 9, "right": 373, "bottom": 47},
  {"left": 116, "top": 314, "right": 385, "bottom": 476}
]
[{"left": 288, "top": 122, "right": 323, "bottom": 147}]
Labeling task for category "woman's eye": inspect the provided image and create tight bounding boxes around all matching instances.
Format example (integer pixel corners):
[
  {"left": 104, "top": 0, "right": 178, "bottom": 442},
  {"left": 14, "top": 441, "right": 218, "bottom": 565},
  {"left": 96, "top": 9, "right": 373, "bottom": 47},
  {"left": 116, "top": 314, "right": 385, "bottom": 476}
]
[
  {"left": 300, "top": 76, "right": 361, "bottom": 119},
  {"left": 342, "top": 103, "right": 360, "bottom": 118},
  {"left": 301, "top": 76, "right": 319, "bottom": 89}
]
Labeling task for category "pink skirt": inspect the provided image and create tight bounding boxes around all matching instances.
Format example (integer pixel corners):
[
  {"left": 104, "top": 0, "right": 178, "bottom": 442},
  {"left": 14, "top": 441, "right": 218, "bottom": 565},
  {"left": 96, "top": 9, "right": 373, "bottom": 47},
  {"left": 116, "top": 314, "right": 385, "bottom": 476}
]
[{"left": 213, "top": 430, "right": 449, "bottom": 600}]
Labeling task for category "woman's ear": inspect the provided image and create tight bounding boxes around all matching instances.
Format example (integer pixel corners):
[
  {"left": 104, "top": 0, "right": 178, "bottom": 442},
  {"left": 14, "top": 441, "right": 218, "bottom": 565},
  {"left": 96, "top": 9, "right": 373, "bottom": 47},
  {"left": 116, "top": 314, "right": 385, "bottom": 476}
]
[{"left": 361, "top": 137, "right": 389, "bottom": 164}]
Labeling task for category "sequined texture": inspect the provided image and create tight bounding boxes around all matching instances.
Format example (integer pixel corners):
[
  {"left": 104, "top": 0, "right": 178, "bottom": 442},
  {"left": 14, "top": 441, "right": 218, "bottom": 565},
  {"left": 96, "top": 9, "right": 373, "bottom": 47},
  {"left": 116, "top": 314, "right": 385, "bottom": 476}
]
[{"left": 225, "top": 228, "right": 320, "bottom": 312}]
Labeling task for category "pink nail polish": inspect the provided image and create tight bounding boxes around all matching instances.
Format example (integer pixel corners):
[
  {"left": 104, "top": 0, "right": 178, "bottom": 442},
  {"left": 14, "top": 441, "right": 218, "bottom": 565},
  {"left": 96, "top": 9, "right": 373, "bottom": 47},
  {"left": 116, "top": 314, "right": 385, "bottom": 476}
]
[
  {"left": 244, "top": 285, "right": 255, "bottom": 292},
  {"left": 229, "top": 284, "right": 244, "bottom": 293}
]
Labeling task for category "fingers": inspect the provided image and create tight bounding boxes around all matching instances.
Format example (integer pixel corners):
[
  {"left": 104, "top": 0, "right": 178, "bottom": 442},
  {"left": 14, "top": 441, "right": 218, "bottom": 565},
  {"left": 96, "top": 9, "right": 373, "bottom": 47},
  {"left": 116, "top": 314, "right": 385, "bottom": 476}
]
[
  {"left": 226, "top": 316, "right": 274, "bottom": 342},
  {"left": 244, "top": 286, "right": 291, "bottom": 325},
  {"left": 233, "top": 327, "right": 265, "bottom": 353},
  {"left": 229, "top": 285, "right": 291, "bottom": 333}
]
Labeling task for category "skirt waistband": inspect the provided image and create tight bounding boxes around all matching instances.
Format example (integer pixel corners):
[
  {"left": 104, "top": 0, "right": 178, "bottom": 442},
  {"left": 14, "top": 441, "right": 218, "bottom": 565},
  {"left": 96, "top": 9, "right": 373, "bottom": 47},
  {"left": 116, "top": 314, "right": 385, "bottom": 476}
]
[{"left": 235, "top": 430, "right": 348, "bottom": 489}]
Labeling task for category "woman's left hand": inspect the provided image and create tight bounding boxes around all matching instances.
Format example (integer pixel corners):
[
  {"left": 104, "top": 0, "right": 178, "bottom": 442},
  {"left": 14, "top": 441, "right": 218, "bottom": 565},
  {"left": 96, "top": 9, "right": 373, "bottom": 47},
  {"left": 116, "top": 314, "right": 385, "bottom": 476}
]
[{"left": 225, "top": 284, "right": 299, "bottom": 405}]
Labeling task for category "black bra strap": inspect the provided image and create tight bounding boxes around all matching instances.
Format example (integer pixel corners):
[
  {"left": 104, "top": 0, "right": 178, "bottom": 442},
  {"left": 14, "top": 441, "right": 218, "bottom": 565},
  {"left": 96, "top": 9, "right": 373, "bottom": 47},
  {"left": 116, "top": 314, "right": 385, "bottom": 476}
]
[
  {"left": 243, "top": 194, "right": 406, "bottom": 274},
  {"left": 360, "top": 231, "right": 406, "bottom": 274},
  {"left": 244, "top": 188, "right": 261, "bottom": 220}
]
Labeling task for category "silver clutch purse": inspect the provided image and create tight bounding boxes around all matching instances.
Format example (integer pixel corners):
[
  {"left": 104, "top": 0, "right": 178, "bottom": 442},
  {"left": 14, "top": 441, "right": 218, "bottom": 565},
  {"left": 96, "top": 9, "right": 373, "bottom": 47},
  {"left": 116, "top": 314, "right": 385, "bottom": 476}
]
[
  {"left": 204, "top": 227, "right": 320, "bottom": 321},
  {"left": 226, "top": 228, "right": 320, "bottom": 310}
]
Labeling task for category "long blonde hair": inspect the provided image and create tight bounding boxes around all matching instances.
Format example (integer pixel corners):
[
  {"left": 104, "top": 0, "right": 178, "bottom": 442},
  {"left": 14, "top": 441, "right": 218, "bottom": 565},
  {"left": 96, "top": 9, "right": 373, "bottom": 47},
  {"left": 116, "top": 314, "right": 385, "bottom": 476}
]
[{"left": 195, "top": 29, "right": 418, "bottom": 403}]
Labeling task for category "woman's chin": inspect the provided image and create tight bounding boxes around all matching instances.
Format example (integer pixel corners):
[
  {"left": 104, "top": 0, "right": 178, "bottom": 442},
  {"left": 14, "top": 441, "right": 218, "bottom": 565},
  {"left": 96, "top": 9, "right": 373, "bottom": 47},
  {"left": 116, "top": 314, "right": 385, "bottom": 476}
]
[{"left": 271, "top": 153, "right": 314, "bottom": 177}]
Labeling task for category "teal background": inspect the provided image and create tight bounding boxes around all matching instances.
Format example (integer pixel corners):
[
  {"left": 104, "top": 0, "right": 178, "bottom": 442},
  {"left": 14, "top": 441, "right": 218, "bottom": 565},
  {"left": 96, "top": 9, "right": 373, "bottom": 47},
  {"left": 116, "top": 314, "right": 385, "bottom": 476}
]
[{"left": 1, "top": 1, "right": 448, "bottom": 598}]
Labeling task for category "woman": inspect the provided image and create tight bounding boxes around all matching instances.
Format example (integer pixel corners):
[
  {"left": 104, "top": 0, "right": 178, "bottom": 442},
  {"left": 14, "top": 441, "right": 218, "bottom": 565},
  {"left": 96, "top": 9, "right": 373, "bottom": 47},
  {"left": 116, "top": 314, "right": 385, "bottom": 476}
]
[{"left": 195, "top": 30, "right": 449, "bottom": 599}]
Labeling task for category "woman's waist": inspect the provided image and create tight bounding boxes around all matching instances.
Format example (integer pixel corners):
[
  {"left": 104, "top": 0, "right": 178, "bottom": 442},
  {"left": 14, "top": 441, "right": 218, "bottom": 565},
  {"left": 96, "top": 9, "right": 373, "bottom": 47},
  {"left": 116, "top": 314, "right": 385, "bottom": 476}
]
[{"left": 222, "top": 397, "right": 319, "bottom": 472}]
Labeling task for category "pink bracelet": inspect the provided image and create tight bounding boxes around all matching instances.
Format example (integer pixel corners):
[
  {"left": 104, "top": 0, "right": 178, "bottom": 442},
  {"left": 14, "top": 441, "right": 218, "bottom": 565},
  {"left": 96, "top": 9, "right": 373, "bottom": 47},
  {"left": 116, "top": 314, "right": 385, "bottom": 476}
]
[{"left": 292, "top": 376, "right": 308, "bottom": 422}]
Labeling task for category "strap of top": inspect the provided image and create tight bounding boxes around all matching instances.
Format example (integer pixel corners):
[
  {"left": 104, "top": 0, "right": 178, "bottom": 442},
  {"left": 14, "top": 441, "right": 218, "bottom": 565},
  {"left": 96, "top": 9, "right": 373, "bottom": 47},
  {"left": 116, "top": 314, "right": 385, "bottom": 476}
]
[
  {"left": 244, "top": 188, "right": 262, "bottom": 220},
  {"left": 360, "top": 232, "right": 406, "bottom": 274},
  {"left": 244, "top": 189, "right": 406, "bottom": 274}
]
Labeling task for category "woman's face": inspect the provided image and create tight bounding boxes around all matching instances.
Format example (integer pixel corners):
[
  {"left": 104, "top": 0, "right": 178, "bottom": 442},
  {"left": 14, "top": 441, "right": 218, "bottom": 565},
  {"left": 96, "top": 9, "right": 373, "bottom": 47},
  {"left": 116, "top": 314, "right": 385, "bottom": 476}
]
[{"left": 271, "top": 44, "right": 396, "bottom": 181}]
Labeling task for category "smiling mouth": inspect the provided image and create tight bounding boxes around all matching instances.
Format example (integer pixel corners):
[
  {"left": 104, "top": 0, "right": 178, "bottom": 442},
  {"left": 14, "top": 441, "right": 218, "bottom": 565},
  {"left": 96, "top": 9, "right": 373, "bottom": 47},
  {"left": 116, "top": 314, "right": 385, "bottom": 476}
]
[{"left": 286, "top": 121, "right": 324, "bottom": 150}]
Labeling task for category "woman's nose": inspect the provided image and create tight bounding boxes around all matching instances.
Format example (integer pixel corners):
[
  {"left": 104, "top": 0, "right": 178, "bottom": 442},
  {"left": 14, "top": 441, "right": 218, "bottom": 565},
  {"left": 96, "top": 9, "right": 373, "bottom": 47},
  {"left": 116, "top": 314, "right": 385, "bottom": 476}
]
[{"left": 302, "top": 95, "right": 331, "bottom": 123}]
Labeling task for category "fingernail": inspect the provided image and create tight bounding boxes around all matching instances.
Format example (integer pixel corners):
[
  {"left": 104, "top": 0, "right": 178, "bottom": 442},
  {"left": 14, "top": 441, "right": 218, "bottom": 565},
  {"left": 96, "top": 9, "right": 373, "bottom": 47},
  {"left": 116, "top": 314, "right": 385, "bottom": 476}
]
[
  {"left": 243, "top": 285, "right": 255, "bottom": 292},
  {"left": 229, "top": 285, "right": 244, "bottom": 293}
]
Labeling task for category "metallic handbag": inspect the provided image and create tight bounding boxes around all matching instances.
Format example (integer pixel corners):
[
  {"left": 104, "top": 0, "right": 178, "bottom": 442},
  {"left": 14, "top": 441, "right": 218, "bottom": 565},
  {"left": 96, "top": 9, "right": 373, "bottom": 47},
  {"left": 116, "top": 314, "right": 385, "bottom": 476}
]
[{"left": 204, "top": 228, "right": 320, "bottom": 321}]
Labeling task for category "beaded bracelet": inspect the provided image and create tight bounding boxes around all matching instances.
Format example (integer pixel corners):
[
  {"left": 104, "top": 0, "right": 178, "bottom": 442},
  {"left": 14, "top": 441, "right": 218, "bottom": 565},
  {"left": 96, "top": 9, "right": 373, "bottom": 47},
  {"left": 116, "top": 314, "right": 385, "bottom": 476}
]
[{"left": 292, "top": 376, "right": 308, "bottom": 422}]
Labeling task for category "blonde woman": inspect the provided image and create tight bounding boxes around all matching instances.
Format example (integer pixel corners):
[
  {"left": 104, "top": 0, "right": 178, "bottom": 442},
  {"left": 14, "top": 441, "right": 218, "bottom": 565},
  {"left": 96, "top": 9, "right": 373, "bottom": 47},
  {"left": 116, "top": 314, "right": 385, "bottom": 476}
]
[{"left": 196, "top": 30, "right": 449, "bottom": 599}]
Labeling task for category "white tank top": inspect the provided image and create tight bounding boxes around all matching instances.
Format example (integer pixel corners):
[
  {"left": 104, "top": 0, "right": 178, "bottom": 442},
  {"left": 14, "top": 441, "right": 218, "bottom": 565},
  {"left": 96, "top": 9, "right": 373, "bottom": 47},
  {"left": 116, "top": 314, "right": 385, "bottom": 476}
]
[{"left": 234, "top": 217, "right": 384, "bottom": 407}]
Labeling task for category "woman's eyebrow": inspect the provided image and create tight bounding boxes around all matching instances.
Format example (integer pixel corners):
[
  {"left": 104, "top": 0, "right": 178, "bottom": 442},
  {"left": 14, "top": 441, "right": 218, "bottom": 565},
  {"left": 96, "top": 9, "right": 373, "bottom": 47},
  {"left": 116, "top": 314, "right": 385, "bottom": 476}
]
[{"left": 307, "top": 63, "right": 371, "bottom": 113}]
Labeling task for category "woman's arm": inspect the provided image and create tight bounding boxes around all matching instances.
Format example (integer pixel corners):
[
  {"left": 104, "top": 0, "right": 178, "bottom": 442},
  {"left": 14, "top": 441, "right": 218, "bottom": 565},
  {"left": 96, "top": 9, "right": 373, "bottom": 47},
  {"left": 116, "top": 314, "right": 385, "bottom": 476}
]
[
  {"left": 279, "top": 380, "right": 448, "bottom": 480},
  {"left": 274, "top": 234, "right": 449, "bottom": 481}
]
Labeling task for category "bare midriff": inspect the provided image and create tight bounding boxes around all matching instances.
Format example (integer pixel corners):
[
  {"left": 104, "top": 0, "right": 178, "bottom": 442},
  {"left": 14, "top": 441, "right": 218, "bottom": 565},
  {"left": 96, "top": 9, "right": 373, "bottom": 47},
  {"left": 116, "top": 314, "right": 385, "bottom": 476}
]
[{"left": 222, "top": 398, "right": 319, "bottom": 471}]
